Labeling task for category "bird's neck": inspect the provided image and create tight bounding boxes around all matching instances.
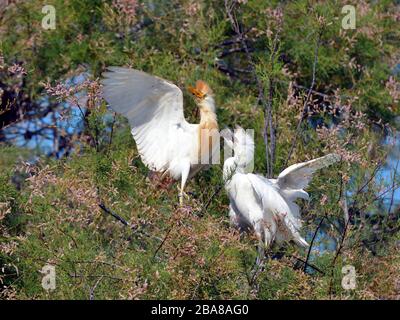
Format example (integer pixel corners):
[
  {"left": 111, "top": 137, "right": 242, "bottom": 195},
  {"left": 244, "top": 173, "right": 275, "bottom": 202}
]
[
  {"left": 197, "top": 97, "right": 218, "bottom": 164},
  {"left": 199, "top": 108, "right": 217, "bottom": 126},
  {"left": 199, "top": 97, "right": 217, "bottom": 128},
  {"left": 223, "top": 157, "right": 237, "bottom": 183}
]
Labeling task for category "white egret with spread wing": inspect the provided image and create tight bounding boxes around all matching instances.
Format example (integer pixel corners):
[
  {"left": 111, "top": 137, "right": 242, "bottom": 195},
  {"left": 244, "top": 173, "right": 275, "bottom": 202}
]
[
  {"left": 222, "top": 128, "right": 340, "bottom": 258},
  {"left": 102, "top": 67, "right": 219, "bottom": 205}
]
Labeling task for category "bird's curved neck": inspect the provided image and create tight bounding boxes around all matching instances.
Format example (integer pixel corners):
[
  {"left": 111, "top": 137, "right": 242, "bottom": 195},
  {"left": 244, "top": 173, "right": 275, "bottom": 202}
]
[
  {"left": 196, "top": 96, "right": 218, "bottom": 165},
  {"left": 223, "top": 157, "right": 237, "bottom": 182},
  {"left": 200, "top": 108, "right": 217, "bottom": 125},
  {"left": 199, "top": 96, "right": 216, "bottom": 124}
]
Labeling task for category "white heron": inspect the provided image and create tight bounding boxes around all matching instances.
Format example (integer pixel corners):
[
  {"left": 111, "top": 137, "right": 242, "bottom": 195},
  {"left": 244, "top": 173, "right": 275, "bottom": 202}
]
[
  {"left": 222, "top": 127, "right": 340, "bottom": 259},
  {"left": 102, "top": 67, "right": 219, "bottom": 205}
]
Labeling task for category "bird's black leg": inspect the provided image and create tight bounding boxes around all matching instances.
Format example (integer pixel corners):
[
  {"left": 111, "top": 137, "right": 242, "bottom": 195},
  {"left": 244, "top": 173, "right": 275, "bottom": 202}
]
[
  {"left": 256, "top": 244, "right": 265, "bottom": 268},
  {"left": 249, "top": 243, "right": 266, "bottom": 285}
]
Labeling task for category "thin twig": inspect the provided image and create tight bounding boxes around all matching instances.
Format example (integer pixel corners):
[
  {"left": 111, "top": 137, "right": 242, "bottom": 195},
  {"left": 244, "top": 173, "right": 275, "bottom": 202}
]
[
  {"left": 98, "top": 202, "right": 162, "bottom": 242},
  {"left": 285, "top": 31, "right": 322, "bottom": 167},
  {"left": 153, "top": 224, "right": 174, "bottom": 259},
  {"left": 72, "top": 260, "right": 125, "bottom": 270},
  {"left": 303, "top": 217, "right": 325, "bottom": 272},
  {"left": 357, "top": 163, "right": 382, "bottom": 195},
  {"left": 357, "top": 182, "right": 400, "bottom": 212},
  {"left": 218, "top": 46, "right": 255, "bottom": 58},
  {"left": 99, "top": 202, "right": 129, "bottom": 226},
  {"left": 290, "top": 254, "right": 325, "bottom": 275},
  {"left": 68, "top": 273, "right": 125, "bottom": 282},
  {"left": 328, "top": 182, "right": 350, "bottom": 297},
  {"left": 89, "top": 275, "right": 104, "bottom": 300},
  {"left": 56, "top": 226, "right": 79, "bottom": 249},
  {"left": 198, "top": 184, "right": 224, "bottom": 217},
  {"left": 388, "top": 159, "right": 399, "bottom": 215},
  {"left": 224, "top": 0, "right": 278, "bottom": 177},
  {"left": 263, "top": 24, "right": 281, "bottom": 177}
]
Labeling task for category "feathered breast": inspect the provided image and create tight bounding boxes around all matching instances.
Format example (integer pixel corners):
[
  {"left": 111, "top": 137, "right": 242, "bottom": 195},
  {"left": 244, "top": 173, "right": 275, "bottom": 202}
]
[{"left": 198, "top": 114, "right": 219, "bottom": 163}]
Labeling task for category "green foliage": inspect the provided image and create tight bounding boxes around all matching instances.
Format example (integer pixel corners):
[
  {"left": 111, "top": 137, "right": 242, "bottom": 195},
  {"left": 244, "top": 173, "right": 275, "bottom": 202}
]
[{"left": 0, "top": 0, "right": 399, "bottom": 299}]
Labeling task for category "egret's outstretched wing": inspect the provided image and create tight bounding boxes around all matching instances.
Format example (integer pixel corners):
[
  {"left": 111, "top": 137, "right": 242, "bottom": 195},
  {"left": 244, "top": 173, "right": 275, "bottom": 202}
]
[
  {"left": 101, "top": 67, "right": 191, "bottom": 172},
  {"left": 246, "top": 174, "right": 308, "bottom": 247},
  {"left": 276, "top": 154, "right": 340, "bottom": 192}
]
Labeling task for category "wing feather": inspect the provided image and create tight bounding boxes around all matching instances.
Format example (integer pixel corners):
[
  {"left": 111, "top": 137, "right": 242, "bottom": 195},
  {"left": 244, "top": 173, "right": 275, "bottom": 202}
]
[
  {"left": 247, "top": 174, "right": 308, "bottom": 247},
  {"left": 101, "top": 67, "right": 192, "bottom": 172},
  {"left": 276, "top": 154, "right": 340, "bottom": 190}
]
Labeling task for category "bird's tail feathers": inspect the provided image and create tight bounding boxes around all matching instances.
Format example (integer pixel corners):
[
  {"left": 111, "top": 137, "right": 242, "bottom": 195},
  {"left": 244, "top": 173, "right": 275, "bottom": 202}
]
[
  {"left": 293, "top": 236, "right": 309, "bottom": 248},
  {"left": 282, "top": 213, "right": 307, "bottom": 246}
]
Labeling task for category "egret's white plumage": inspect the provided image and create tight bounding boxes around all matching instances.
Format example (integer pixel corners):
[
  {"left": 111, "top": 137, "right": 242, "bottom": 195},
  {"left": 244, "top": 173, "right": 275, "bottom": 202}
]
[
  {"left": 101, "top": 67, "right": 218, "bottom": 203},
  {"left": 223, "top": 128, "right": 340, "bottom": 248}
]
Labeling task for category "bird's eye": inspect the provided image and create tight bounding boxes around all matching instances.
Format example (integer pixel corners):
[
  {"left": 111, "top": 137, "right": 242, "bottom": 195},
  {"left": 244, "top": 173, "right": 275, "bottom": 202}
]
[{"left": 188, "top": 86, "right": 205, "bottom": 99}]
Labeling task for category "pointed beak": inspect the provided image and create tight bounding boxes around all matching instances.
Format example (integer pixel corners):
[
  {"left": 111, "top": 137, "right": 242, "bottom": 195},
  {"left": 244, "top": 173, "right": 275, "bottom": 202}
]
[{"left": 188, "top": 86, "right": 205, "bottom": 100}]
